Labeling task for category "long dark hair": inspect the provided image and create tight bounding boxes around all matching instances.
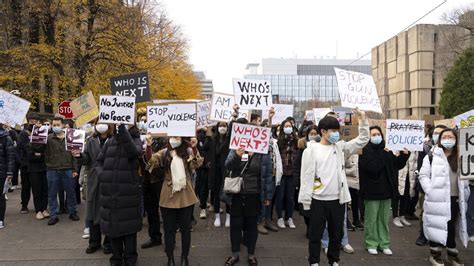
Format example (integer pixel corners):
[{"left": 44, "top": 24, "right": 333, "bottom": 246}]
[
  {"left": 305, "top": 125, "right": 318, "bottom": 140},
  {"left": 277, "top": 119, "right": 298, "bottom": 148},
  {"left": 437, "top": 128, "right": 458, "bottom": 172}
]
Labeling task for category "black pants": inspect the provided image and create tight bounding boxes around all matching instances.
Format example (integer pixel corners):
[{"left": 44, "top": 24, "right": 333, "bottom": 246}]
[
  {"left": 349, "top": 188, "right": 362, "bottom": 223},
  {"left": 308, "top": 199, "right": 345, "bottom": 264},
  {"left": 407, "top": 185, "right": 419, "bottom": 216},
  {"left": 230, "top": 215, "right": 258, "bottom": 255},
  {"left": 89, "top": 223, "right": 111, "bottom": 249},
  {"left": 392, "top": 177, "right": 410, "bottom": 218},
  {"left": 0, "top": 178, "right": 6, "bottom": 221},
  {"left": 20, "top": 167, "right": 31, "bottom": 208},
  {"left": 12, "top": 162, "right": 19, "bottom": 186},
  {"left": 143, "top": 181, "right": 163, "bottom": 242},
  {"left": 29, "top": 171, "right": 48, "bottom": 213},
  {"left": 211, "top": 168, "right": 230, "bottom": 214},
  {"left": 161, "top": 205, "right": 193, "bottom": 257},
  {"left": 75, "top": 177, "right": 81, "bottom": 204},
  {"left": 196, "top": 168, "right": 209, "bottom": 210},
  {"left": 110, "top": 233, "right": 137, "bottom": 266},
  {"left": 429, "top": 197, "right": 459, "bottom": 249}
]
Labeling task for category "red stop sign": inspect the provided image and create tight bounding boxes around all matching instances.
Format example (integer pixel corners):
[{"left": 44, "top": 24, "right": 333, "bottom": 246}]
[{"left": 58, "top": 101, "right": 74, "bottom": 119}]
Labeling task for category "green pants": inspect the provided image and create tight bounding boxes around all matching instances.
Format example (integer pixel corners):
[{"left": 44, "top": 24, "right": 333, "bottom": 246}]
[{"left": 364, "top": 199, "right": 391, "bottom": 249}]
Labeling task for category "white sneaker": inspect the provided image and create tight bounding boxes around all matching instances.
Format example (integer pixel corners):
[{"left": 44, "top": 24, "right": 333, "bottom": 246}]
[
  {"left": 323, "top": 248, "right": 328, "bottom": 255},
  {"left": 4, "top": 194, "right": 7, "bottom": 201},
  {"left": 470, "top": 236, "right": 474, "bottom": 242},
  {"left": 214, "top": 215, "right": 221, "bottom": 228},
  {"left": 225, "top": 213, "right": 231, "bottom": 228},
  {"left": 42, "top": 210, "right": 50, "bottom": 218},
  {"left": 36, "top": 211, "right": 45, "bottom": 220},
  {"left": 287, "top": 218, "right": 296, "bottom": 229},
  {"left": 400, "top": 216, "right": 412, "bottom": 226},
  {"left": 208, "top": 205, "right": 214, "bottom": 212},
  {"left": 343, "top": 244, "right": 355, "bottom": 254},
  {"left": 82, "top": 228, "right": 90, "bottom": 239},
  {"left": 331, "top": 263, "right": 339, "bottom": 266},
  {"left": 393, "top": 217, "right": 404, "bottom": 228},
  {"left": 382, "top": 248, "right": 393, "bottom": 255},
  {"left": 310, "top": 264, "right": 319, "bottom": 266},
  {"left": 199, "top": 209, "right": 207, "bottom": 219},
  {"left": 0, "top": 221, "right": 4, "bottom": 229},
  {"left": 277, "top": 218, "right": 286, "bottom": 229},
  {"left": 368, "top": 248, "right": 378, "bottom": 255}
]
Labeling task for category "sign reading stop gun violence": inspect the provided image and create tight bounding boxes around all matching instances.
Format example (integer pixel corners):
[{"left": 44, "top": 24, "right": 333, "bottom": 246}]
[
  {"left": 98, "top": 95, "right": 136, "bottom": 125},
  {"left": 233, "top": 79, "right": 272, "bottom": 110},
  {"left": 334, "top": 68, "right": 382, "bottom": 113},
  {"left": 110, "top": 72, "right": 150, "bottom": 103},
  {"left": 0, "top": 90, "right": 31, "bottom": 127},
  {"left": 385, "top": 119, "right": 425, "bottom": 151},
  {"left": 229, "top": 123, "right": 271, "bottom": 154},
  {"left": 147, "top": 103, "right": 197, "bottom": 137},
  {"left": 460, "top": 127, "right": 474, "bottom": 180}
]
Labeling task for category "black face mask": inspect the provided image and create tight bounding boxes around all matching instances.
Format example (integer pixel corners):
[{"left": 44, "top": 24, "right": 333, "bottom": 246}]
[{"left": 197, "top": 131, "right": 206, "bottom": 140}]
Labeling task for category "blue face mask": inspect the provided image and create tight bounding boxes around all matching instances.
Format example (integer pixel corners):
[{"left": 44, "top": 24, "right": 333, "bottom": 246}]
[
  {"left": 432, "top": 134, "right": 439, "bottom": 145},
  {"left": 52, "top": 127, "right": 63, "bottom": 134},
  {"left": 328, "top": 132, "right": 340, "bottom": 144},
  {"left": 370, "top": 135, "right": 383, "bottom": 145}
]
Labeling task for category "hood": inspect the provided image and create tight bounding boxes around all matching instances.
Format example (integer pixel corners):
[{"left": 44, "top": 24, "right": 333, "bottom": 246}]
[{"left": 366, "top": 140, "right": 385, "bottom": 151}]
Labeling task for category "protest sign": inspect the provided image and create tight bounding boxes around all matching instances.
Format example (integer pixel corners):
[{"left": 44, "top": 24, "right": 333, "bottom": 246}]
[
  {"left": 336, "top": 111, "right": 346, "bottom": 126},
  {"left": 70, "top": 91, "right": 97, "bottom": 118},
  {"left": 0, "top": 90, "right": 31, "bottom": 127},
  {"left": 75, "top": 107, "right": 99, "bottom": 128},
  {"left": 313, "top": 108, "right": 332, "bottom": 125},
  {"left": 65, "top": 128, "right": 86, "bottom": 152},
  {"left": 454, "top": 109, "right": 474, "bottom": 129},
  {"left": 229, "top": 123, "right": 271, "bottom": 154},
  {"left": 334, "top": 68, "right": 382, "bottom": 113},
  {"left": 30, "top": 125, "right": 49, "bottom": 144},
  {"left": 385, "top": 119, "right": 425, "bottom": 151},
  {"left": 305, "top": 110, "right": 314, "bottom": 121},
  {"left": 423, "top": 115, "right": 444, "bottom": 126},
  {"left": 262, "top": 104, "right": 294, "bottom": 125},
  {"left": 196, "top": 100, "right": 215, "bottom": 128},
  {"left": 238, "top": 109, "right": 251, "bottom": 120},
  {"left": 233, "top": 79, "right": 272, "bottom": 110},
  {"left": 147, "top": 105, "right": 169, "bottom": 136},
  {"left": 210, "top": 92, "right": 235, "bottom": 122},
  {"left": 110, "top": 72, "right": 150, "bottom": 103},
  {"left": 147, "top": 103, "right": 196, "bottom": 137},
  {"left": 340, "top": 125, "right": 358, "bottom": 141},
  {"left": 98, "top": 95, "right": 135, "bottom": 125},
  {"left": 459, "top": 127, "right": 474, "bottom": 180},
  {"left": 434, "top": 119, "right": 455, "bottom": 128}
]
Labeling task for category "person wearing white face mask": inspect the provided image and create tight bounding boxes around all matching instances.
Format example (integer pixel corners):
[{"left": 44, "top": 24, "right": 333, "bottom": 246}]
[{"left": 419, "top": 128, "right": 469, "bottom": 266}]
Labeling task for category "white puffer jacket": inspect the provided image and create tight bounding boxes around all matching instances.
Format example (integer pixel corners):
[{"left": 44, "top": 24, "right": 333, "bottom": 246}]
[
  {"left": 419, "top": 146, "right": 470, "bottom": 248},
  {"left": 398, "top": 152, "right": 417, "bottom": 197}
]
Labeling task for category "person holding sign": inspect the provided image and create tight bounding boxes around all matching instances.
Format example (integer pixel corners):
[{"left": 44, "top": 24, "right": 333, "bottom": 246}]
[
  {"left": 147, "top": 137, "right": 203, "bottom": 266},
  {"left": 418, "top": 128, "right": 469, "bottom": 266},
  {"left": 299, "top": 108, "right": 369, "bottom": 266},
  {"left": 0, "top": 123, "right": 15, "bottom": 229}
]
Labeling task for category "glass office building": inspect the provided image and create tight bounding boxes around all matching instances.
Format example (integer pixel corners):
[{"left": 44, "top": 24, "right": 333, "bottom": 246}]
[{"left": 244, "top": 58, "right": 371, "bottom": 120}]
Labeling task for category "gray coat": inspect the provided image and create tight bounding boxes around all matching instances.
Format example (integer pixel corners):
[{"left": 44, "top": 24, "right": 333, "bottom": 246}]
[{"left": 81, "top": 136, "right": 108, "bottom": 225}]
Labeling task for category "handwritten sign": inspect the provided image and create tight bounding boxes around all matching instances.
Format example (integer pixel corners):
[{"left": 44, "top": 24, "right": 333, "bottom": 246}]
[
  {"left": 110, "top": 72, "right": 150, "bottom": 103},
  {"left": 340, "top": 125, "right": 358, "bottom": 141},
  {"left": 0, "top": 90, "right": 31, "bottom": 127},
  {"left": 313, "top": 108, "right": 332, "bottom": 125},
  {"left": 305, "top": 110, "right": 314, "bottom": 121},
  {"left": 454, "top": 109, "right": 474, "bottom": 129},
  {"left": 262, "top": 104, "right": 294, "bottom": 125},
  {"left": 75, "top": 107, "right": 99, "bottom": 128},
  {"left": 210, "top": 92, "right": 235, "bottom": 122},
  {"left": 233, "top": 79, "right": 272, "bottom": 110},
  {"left": 30, "top": 125, "right": 49, "bottom": 144},
  {"left": 147, "top": 103, "right": 196, "bottom": 137},
  {"left": 229, "top": 123, "right": 271, "bottom": 154},
  {"left": 70, "top": 91, "right": 97, "bottom": 118},
  {"left": 65, "top": 128, "right": 86, "bottom": 152},
  {"left": 147, "top": 105, "right": 169, "bottom": 136},
  {"left": 334, "top": 68, "right": 382, "bottom": 113},
  {"left": 98, "top": 95, "right": 135, "bottom": 125},
  {"left": 460, "top": 127, "right": 474, "bottom": 180},
  {"left": 385, "top": 119, "right": 425, "bottom": 151},
  {"left": 196, "top": 100, "right": 215, "bottom": 128}
]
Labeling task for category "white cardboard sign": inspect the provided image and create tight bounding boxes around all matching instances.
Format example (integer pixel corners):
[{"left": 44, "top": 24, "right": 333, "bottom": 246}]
[
  {"left": 313, "top": 108, "right": 332, "bottom": 125},
  {"left": 454, "top": 109, "right": 474, "bottom": 129},
  {"left": 460, "top": 127, "right": 474, "bottom": 180},
  {"left": 334, "top": 68, "right": 382, "bottom": 113},
  {"left": 196, "top": 100, "right": 215, "bottom": 128},
  {"left": 147, "top": 105, "right": 169, "bottom": 136},
  {"left": 263, "top": 104, "right": 294, "bottom": 125},
  {"left": 385, "top": 119, "right": 425, "bottom": 151},
  {"left": 233, "top": 79, "right": 272, "bottom": 111},
  {"left": 147, "top": 103, "right": 196, "bottom": 137},
  {"left": 98, "top": 95, "right": 136, "bottom": 125},
  {"left": 210, "top": 92, "right": 235, "bottom": 122},
  {"left": 0, "top": 90, "right": 31, "bottom": 127},
  {"left": 229, "top": 123, "right": 271, "bottom": 154},
  {"left": 305, "top": 110, "right": 315, "bottom": 121}
]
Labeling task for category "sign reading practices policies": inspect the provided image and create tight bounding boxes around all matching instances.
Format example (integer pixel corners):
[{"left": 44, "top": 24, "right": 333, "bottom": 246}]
[
  {"left": 98, "top": 95, "right": 136, "bottom": 125},
  {"left": 196, "top": 100, "right": 215, "bottom": 128},
  {"left": 233, "top": 79, "right": 272, "bottom": 110},
  {"left": 334, "top": 68, "right": 382, "bottom": 113},
  {"left": 385, "top": 119, "right": 425, "bottom": 151},
  {"left": 262, "top": 104, "right": 294, "bottom": 125},
  {"left": 0, "top": 90, "right": 31, "bottom": 127},
  {"left": 110, "top": 72, "right": 150, "bottom": 103},
  {"left": 460, "top": 127, "right": 474, "bottom": 180},
  {"left": 454, "top": 109, "right": 474, "bottom": 129},
  {"left": 229, "top": 123, "right": 271, "bottom": 154},
  {"left": 30, "top": 125, "right": 49, "bottom": 144},
  {"left": 65, "top": 128, "right": 86, "bottom": 152},
  {"left": 147, "top": 103, "right": 197, "bottom": 137}
]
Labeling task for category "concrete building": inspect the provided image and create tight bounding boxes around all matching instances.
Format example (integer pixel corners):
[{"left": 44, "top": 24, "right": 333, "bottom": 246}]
[
  {"left": 245, "top": 58, "right": 371, "bottom": 119},
  {"left": 194, "top": 71, "right": 213, "bottom": 100},
  {"left": 372, "top": 13, "right": 473, "bottom": 119}
]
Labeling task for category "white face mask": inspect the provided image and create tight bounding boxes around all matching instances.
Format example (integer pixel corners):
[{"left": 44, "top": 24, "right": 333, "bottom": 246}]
[
  {"left": 169, "top": 138, "right": 181, "bottom": 149},
  {"left": 218, "top": 127, "right": 227, "bottom": 135},
  {"left": 95, "top": 124, "right": 108, "bottom": 134}
]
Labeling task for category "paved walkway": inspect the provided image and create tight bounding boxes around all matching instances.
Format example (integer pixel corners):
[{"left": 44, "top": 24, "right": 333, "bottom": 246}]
[{"left": 0, "top": 190, "right": 473, "bottom": 265}]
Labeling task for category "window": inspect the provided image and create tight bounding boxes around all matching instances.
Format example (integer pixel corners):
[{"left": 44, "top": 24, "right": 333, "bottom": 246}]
[
  {"left": 432, "top": 70, "right": 435, "bottom": 87},
  {"left": 408, "top": 92, "right": 411, "bottom": 106},
  {"left": 430, "top": 107, "right": 436, "bottom": 115},
  {"left": 409, "top": 108, "right": 413, "bottom": 116},
  {"left": 431, "top": 89, "right": 436, "bottom": 105}
]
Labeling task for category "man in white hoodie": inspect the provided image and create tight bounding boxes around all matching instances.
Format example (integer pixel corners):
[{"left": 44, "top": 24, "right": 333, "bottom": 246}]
[{"left": 299, "top": 108, "right": 369, "bottom": 266}]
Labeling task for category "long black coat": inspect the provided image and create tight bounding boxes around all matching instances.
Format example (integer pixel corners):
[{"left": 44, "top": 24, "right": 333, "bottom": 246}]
[
  {"left": 97, "top": 125, "right": 143, "bottom": 238},
  {"left": 0, "top": 129, "right": 15, "bottom": 179},
  {"left": 208, "top": 133, "right": 230, "bottom": 191}
]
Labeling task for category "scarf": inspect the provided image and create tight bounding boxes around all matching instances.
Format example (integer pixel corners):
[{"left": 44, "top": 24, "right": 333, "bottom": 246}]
[{"left": 170, "top": 150, "right": 187, "bottom": 194}]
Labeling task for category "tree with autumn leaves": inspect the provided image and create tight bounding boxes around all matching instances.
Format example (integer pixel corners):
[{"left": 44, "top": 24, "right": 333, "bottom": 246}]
[{"left": 0, "top": 0, "right": 201, "bottom": 113}]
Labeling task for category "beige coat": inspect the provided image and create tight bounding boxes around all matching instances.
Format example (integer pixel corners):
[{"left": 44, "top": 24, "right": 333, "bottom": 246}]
[
  {"left": 345, "top": 154, "right": 359, "bottom": 190},
  {"left": 398, "top": 152, "right": 417, "bottom": 197}
]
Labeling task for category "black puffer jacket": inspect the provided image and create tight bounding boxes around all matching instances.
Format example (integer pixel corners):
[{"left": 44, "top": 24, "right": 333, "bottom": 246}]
[
  {"left": 0, "top": 128, "right": 15, "bottom": 178},
  {"left": 359, "top": 141, "right": 410, "bottom": 200},
  {"left": 208, "top": 130, "right": 230, "bottom": 190},
  {"left": 97, "top": 125, "right": 143, "bottom": 238}
]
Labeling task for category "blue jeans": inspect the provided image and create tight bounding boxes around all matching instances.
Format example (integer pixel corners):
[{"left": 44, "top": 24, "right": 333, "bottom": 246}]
[
  {"left": 47, "top": 169, "right": 77, "bottom": 218},
  {"left": 259, "top": 178, "right": 275, "bottom": 222},
  {"left": 467, "top": 185, "right": 474, "bottom": 237},
  {"left": 276, "top": 175, "right": 295, "bottom": 219},
  {"left": 322, "top": 205, "right": 349, "bottom": 248}
]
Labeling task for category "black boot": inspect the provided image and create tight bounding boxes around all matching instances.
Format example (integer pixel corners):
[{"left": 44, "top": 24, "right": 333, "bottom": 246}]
[
  {"left": 416, "top": 230, "right": 428, "bottom": 246},
  {"left": 167, "top": 255, "right": 175, "bottom": 266},
  {"left": 180, "top": 256, "right": 189, "bottom": 266}
]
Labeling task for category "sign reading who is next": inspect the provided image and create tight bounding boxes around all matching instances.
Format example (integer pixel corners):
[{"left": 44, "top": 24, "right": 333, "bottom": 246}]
[
  {"left": 233, "top": 79, "right": 272, "bottom": 111},
  {"left": 110, "top": 72, "right": 150, "bottom": 103}
]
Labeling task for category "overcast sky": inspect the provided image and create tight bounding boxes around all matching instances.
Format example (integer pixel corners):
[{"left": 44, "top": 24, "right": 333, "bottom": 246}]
[{"left": 160, "top": 0, "right": 472, "bottom": 94}]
